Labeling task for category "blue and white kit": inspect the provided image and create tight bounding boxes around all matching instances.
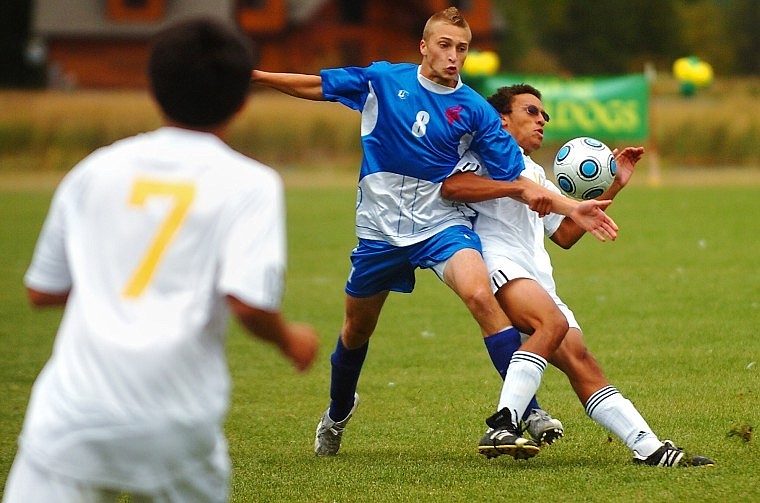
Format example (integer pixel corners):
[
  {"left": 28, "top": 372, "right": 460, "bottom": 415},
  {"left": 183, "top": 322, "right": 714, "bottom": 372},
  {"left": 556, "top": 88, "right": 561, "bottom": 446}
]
[{"left": 321, "top": 62, "right": 524, "bottom": 247}]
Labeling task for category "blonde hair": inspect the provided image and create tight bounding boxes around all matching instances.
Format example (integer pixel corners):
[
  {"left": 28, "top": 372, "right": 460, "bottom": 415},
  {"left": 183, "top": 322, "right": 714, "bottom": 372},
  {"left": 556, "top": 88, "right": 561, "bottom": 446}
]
[{"left": 422, "top": 7, "right": 471, "bottom": 42}]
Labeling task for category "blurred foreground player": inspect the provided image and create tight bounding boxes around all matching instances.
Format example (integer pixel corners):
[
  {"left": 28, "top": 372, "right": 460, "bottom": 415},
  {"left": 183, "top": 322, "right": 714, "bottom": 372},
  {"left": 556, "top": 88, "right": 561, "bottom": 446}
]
[{"left": 3, "top": 17, "right": 318, "bottom": 502}]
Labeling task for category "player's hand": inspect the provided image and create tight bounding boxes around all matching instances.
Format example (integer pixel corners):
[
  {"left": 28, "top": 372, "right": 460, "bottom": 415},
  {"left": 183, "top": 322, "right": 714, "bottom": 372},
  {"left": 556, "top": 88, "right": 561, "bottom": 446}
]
[
  {"left": 523, "top": 184, "right": 553, "bottom": 217},
  {"left": 570, "top": 199, "right": 618, "bottom": 241},
  {"left": 611, "top": 146, "right": 644, "bottom": 189},
  {"left": 282, "top": 322, "right": 320, "bottom": 372}
]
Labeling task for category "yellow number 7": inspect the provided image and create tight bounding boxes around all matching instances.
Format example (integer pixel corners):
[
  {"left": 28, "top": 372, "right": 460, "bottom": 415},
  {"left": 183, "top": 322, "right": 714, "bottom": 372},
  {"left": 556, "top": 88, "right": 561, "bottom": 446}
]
[{"left": 122, "top": 179, "right": 196, "bottom": 298}]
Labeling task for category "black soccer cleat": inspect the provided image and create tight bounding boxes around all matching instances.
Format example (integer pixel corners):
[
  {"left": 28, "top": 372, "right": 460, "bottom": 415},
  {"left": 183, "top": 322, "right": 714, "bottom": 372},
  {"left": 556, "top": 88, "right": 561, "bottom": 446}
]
[
  {"left": 478, "top": 408, "right": 540, "bottom": 460},
  {"left": 632, "top": 440, "right": 715, "bottom": 467}
]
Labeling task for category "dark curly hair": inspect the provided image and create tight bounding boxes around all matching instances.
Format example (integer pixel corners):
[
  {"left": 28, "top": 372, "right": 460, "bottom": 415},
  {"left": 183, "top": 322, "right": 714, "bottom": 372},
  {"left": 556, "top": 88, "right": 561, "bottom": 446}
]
[{"left": 487, "top": 84, "right": 542, "bottom": 115}]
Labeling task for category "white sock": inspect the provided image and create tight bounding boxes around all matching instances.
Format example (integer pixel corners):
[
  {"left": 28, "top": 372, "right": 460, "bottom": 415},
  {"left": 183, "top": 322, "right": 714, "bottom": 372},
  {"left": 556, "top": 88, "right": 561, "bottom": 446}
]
[
  {"left": 497, "top": 351, "right": 546, "bottom": 426},
  {"left": 586, "top": 385, "right": 662, "bottom": 457}
]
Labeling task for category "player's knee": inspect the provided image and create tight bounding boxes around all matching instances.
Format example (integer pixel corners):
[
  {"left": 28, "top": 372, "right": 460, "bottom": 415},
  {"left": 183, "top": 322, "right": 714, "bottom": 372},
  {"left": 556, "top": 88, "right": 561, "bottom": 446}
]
[
  {"left": 536, "top": 314, "right": 569, "bottom": 355},
  {"left": 548, "top": 311, "right": 569, "bottom": 339},
  {"left": 461, "top": 286, "right": 501, "bottom": 318},
  {"left": 533, "top": 309, "right": 568, "bottom": 343},
  {"left": 341, "top": 322, "right": 375, "bottom": 348}
]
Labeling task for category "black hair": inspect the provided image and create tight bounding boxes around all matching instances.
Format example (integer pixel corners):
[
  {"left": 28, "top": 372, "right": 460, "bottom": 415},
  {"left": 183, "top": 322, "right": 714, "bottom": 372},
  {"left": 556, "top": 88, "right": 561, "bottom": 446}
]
[
  {"left": 148, "top": 17, "right": 255, "bottom": 128},
  {"left": 487, "top": 84, "right": 542, "bottom": 115}
]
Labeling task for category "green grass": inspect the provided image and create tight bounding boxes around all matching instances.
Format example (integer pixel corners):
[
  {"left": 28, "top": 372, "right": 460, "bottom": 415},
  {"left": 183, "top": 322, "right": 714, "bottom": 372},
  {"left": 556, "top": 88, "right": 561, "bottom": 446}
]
[{"left": 1, "top": 181, "right": 758, "bottom": 501}]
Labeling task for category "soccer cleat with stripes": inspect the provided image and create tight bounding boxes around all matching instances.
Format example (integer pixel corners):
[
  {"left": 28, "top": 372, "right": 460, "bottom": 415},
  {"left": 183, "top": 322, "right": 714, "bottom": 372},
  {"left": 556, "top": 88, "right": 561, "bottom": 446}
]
[
  {"left": 524, "top": 408, "right": 564, "bottom": 446},
  {"left": 632, "top": 440, "right": 715, "bottom": 467},
  {"left": 478, "top": 408, "right": 540, "bottom": 460},
  {"left": 314, "top": 393, "right": 359, "bottom": 456}
]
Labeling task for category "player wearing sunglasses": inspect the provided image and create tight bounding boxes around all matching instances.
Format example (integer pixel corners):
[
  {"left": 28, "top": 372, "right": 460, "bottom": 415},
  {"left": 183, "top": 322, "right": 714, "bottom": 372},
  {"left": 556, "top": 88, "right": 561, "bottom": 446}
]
[
  {"left": 518, "top": 103, "right": 551, "bottom": 122},
  {"left": 442, "top": 84, "right": 714, "bottom": 467}
]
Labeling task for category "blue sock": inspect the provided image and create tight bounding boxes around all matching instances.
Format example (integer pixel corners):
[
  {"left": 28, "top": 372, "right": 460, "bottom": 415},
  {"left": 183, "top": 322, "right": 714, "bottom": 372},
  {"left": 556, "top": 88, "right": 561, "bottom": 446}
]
[
  {"left": 329, "top": 336, "right": 368, "bottom": 421},
  {"left": 483, "top": 328, "right": 541, "bottom": 421},
  {"left": 484, "top": 327, "right": 522, "bottom": 379}
]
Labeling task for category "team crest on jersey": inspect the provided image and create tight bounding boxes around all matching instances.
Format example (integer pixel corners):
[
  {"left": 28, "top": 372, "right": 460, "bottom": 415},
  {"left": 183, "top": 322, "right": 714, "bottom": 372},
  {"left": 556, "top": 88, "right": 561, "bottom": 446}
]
[
  {"left": 397, "top": 89, "right": 409, "bottom": 99},
  {"left": 446, "top": 105, "right": 464, "bottom": 125}
]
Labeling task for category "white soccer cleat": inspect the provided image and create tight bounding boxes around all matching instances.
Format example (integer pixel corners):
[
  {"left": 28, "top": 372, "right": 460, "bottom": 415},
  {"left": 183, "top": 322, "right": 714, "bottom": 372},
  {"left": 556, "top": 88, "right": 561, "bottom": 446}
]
[
  {"left": 524, "top": 408, "right": 564, "bottom": 446},
  {"left": 314, "top": 393, "right": 359, "bottom": 456}
]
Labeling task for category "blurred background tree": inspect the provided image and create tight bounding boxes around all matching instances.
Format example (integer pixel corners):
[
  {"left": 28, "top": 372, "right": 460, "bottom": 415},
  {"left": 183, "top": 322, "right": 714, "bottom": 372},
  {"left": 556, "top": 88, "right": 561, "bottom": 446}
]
[
  {"left": 0, "top": 0, "right": 43, "bottom": 87},
  {"left": 728, "top": 0, "right": 760, "bottom": 75},
  {"left": 0, "top": 0, "right": 757, "bottom": 88},
  {"left": 495, "top": 0, "right": 757, "bottom": 76}
]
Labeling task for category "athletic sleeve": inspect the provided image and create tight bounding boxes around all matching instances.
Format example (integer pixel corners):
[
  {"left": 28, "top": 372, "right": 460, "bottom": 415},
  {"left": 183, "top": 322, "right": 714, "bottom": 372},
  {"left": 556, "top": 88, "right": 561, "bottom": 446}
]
[
  {"left": 218, "top": 171, "right": 286, "bottom": 312},
  {"left": 24, "top": 173, "right": 75, "bottom": 293},
  {"left": 468, "top": 102, "right": 525, "bottom": 182},
  {"left": 320, "top": 65, "right": 372, "bottom": 111}
]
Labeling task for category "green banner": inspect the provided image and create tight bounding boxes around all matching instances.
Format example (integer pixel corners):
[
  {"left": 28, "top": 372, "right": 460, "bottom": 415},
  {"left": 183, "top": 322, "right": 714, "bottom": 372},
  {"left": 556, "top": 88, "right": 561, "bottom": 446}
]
[{"left": 469, "top": 74, "right": 649, "bottom": 141}]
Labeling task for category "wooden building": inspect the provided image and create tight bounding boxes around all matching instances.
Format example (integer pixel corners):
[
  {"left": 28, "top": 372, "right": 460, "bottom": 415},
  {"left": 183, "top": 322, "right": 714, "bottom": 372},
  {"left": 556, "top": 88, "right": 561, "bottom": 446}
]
[{"left": 32, "top": 0, "right": 502, "bottom": 88}]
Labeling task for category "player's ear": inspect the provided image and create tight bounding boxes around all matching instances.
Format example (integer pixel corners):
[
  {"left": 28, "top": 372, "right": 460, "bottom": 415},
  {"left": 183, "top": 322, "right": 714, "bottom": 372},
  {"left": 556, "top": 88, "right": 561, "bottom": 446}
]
[
  {"left": 419, "top": 39, "right": 427, "bottom": 56},
  {"left": 500, "top": 113, "right": 509, "bottom": 128}
]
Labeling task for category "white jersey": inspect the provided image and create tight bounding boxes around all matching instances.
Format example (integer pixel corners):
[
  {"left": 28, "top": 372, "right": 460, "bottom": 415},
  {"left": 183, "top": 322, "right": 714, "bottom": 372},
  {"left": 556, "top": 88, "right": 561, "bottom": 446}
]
[
  {"left": 455, "top": 150, "right": 578, "bottom": 328},
  {"left": 21, "top": 127, "right": 286, "bottom": 491}
]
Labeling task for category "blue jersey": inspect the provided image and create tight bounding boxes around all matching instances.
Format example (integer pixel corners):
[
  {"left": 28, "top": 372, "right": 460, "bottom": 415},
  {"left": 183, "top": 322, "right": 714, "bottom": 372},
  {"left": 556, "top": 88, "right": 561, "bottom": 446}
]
[{"left": 321, "top": 62, "right": 524, "bottom": 246}]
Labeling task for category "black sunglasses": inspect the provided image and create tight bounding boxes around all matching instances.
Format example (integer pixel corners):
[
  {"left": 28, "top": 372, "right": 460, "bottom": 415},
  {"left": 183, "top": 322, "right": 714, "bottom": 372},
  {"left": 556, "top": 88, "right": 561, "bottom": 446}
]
[{"left": 518, "top": 104, "right": 550, "bottom": 122}]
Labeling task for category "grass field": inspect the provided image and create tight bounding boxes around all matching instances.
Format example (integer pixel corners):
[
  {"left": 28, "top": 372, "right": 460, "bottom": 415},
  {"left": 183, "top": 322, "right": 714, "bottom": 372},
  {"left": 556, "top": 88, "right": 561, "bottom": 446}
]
[{"left": 1, "top": 172, "right": 758, "bottom": 501}]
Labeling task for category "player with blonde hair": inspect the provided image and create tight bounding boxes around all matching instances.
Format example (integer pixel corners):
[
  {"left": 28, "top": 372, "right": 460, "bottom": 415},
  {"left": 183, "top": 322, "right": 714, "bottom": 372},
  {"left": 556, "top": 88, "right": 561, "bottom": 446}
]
[{"left": 253, "top": 7, "right": 618, "bottom": 459}]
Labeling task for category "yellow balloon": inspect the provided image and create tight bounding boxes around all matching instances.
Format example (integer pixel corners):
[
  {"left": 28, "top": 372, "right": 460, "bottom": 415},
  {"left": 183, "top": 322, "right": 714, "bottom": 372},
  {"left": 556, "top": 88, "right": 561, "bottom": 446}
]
[
  {"left": 673, "top": 56, "right": 713, "bottom": 88},
  {"left": 479, "top": 51, "right": 500, "bottom": 75},
  {"left": 464, "top": 50, "right": 500, "bottom": 76},
  {"left": 673, "top": 57, "right": 695, "bottom": 81},
  {"left": 463, "top": 51, "right": 480, "bottom": 75},
  {"left": 691, "top": 61, "right": 714, "bottom": 87}
]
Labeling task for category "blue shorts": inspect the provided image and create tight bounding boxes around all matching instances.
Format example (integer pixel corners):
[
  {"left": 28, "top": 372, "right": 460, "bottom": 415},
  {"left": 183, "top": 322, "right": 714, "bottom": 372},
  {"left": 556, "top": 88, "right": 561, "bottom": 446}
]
[{"left": 345, "top": 225, "right": 482, "bottom": 297}]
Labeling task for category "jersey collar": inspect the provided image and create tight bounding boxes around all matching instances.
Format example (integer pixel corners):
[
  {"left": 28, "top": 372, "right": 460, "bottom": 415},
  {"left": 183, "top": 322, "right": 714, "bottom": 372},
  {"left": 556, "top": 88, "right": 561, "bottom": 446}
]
[{"left": 417, "top": 66, "right": 463, "bottom": 94}]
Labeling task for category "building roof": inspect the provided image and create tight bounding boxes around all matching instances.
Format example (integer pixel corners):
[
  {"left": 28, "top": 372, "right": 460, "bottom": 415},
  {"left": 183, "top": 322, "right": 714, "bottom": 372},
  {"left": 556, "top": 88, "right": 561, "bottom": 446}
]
[
  {"left": 33, "top": 0, "right": 335, "bottom": 37},
  {"left": 33, "top": 0, "right": 233, "bottom": 37}
]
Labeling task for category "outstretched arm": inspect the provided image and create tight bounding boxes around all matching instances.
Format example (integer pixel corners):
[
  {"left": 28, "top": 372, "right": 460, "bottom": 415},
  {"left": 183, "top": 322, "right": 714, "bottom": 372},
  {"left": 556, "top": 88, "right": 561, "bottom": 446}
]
[
  {"left": 250, "top": 70, "right": 325, "bottom": 101},
  {"left": 551, "top": 146, "right": 643, "bottom": 248},
  {"left": 227, "top": 295, "right": 319, "bottom": 372},
  {"left": 441, "top": 173, "right": 618, "bottom": 242}
]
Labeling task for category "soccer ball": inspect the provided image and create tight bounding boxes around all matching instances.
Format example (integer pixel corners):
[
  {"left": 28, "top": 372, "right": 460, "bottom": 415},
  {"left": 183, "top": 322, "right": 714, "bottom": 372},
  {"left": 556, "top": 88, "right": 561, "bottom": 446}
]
[{"left": 552, "top": 137, "right": 617, "bottom": 200}]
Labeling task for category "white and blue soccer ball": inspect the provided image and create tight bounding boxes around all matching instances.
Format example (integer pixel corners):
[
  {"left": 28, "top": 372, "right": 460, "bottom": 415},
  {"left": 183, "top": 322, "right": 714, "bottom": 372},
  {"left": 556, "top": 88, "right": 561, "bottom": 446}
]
[{"left": 552, "top": 137, "right": 616, "bottom": 200}]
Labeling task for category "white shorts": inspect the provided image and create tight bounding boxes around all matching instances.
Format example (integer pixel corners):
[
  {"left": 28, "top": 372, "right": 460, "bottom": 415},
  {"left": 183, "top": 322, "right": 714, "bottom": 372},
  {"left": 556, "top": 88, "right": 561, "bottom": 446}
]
[
  {"left": 485, "top": 255, "right": 580, "bottom": 331},
  {"left": 2, "top": 447, "right": 229, "bottom": 503}
]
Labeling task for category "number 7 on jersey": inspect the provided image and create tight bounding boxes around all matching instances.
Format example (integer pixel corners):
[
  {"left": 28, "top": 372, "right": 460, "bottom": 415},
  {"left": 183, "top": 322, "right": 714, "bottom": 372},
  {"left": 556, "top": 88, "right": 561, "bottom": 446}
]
[{"left": 122, "top": 179, "right": 196, "bottom": 298}]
